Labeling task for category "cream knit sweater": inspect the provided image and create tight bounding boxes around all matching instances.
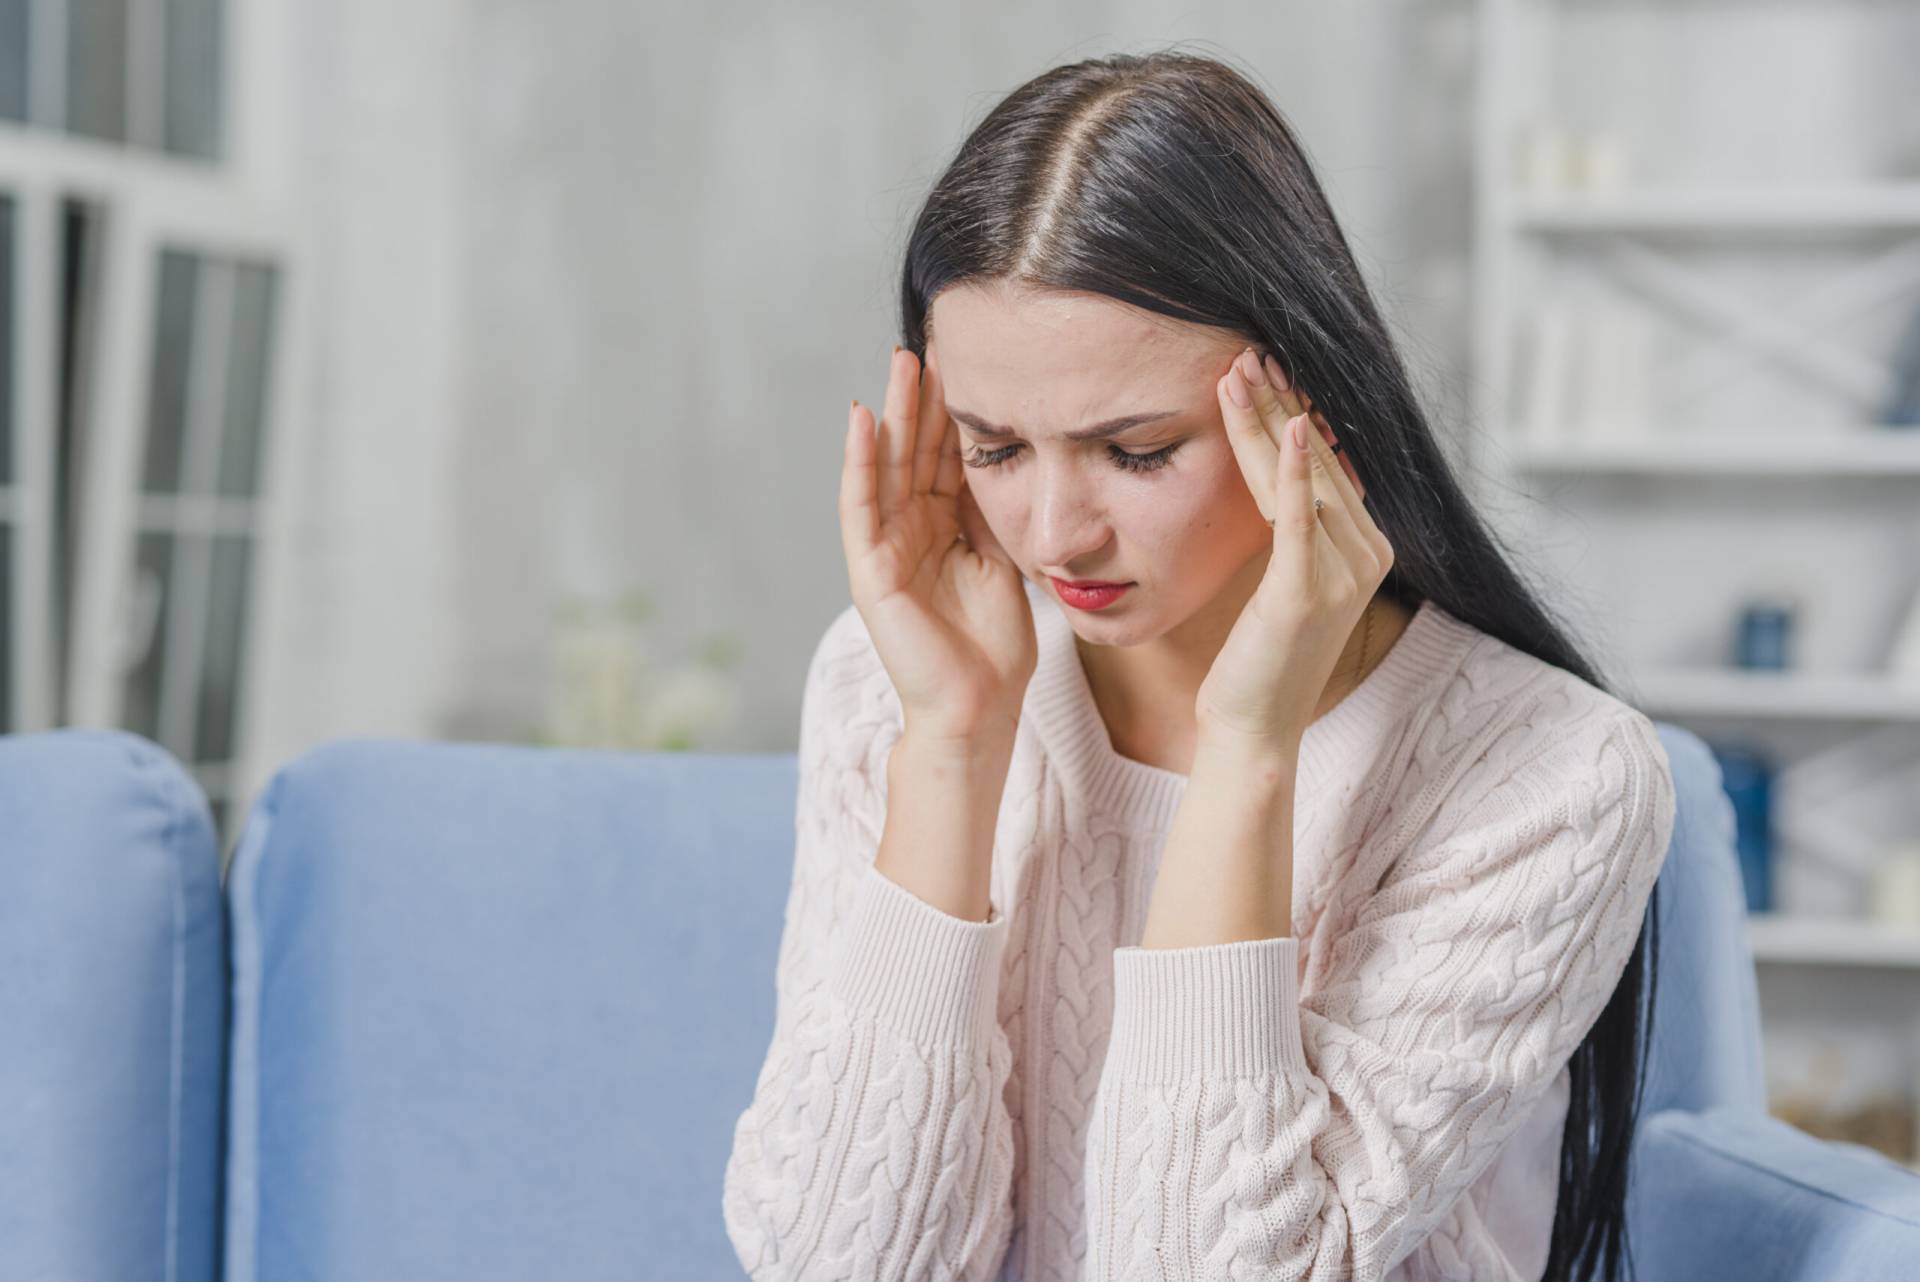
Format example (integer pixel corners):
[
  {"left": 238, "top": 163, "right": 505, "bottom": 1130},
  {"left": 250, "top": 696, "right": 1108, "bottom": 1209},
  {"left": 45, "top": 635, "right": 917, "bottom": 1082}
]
[{"left": 723, "top": 579, "right": 1677, "bottom": 1282}]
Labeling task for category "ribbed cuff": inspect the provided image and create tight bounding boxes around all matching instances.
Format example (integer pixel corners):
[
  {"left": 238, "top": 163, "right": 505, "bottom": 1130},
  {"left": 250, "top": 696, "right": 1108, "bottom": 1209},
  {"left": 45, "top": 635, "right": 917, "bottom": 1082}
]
[
  {"left": 1105, "top": 935, "right": 1308, "bottom": 1083},
  {"left": 827, "top": 861, "right": 1011, "bottom": 1051}
]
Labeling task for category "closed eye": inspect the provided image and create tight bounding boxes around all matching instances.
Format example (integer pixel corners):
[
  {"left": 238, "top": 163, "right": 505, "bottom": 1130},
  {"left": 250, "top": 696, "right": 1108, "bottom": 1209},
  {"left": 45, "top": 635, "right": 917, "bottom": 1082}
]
[{"left": 961, "top": 441, "right": 1183, "bottom": 475}]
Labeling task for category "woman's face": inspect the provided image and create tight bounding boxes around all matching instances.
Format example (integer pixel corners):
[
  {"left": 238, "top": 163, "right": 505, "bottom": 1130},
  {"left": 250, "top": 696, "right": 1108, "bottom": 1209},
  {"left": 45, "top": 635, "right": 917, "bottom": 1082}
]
[{"left": 925, "top": 281, "right": 1273, "bottom": 643}]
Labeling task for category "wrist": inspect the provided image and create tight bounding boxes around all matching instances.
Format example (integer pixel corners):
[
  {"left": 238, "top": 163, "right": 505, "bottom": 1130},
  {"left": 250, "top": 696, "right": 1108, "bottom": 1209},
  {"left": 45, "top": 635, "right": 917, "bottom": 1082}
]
[
  {"left": 1192, "top": 727, "right": 1300, "bottom": 783},
  {"left": 896, "top": 722, "right": 1019, "bottom": 775},
  {"left": 879, "top": 725, "right": 1013, "bottom": 925}
]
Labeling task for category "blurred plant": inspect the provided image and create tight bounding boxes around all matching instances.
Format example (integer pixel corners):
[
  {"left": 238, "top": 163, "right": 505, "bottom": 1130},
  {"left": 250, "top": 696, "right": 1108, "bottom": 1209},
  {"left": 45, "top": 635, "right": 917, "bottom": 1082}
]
[{"left": 536, "top": 588, "right": 742, "bottom": 751}]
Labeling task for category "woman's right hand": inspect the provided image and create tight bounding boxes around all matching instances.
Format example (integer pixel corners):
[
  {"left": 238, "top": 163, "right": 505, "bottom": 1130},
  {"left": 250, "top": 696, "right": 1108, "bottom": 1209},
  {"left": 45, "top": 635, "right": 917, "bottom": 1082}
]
[{"left": 840, "top": 344, "right": 1037, "bottom": 748}]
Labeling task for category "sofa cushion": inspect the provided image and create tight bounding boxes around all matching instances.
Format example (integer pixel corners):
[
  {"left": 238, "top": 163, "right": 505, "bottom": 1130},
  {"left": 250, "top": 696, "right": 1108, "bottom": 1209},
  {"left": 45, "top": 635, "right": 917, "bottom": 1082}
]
[
  {"left": 1627, "top": 1107, "right": 1920, "bottom": 1278},
  {"left": 221, "top": 738, "right": 796, "bottom": 1281}
]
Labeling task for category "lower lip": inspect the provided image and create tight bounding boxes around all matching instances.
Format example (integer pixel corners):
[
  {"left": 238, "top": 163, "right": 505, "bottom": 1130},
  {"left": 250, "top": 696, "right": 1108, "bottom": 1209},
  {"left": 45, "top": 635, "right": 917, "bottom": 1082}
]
[{"left": 1051, "top": 578, "right": 1133, "bottom": 610}]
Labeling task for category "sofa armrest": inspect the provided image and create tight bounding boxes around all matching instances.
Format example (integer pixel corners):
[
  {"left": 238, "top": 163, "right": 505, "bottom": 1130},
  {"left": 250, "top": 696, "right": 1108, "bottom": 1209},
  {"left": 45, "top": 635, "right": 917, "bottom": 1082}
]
[
  {"left": 1628, "top": 1107, "right": 1920, "bottom": 1281},
  {"left": 0, "top": 729, "right": 226, "bottom": 1282}
]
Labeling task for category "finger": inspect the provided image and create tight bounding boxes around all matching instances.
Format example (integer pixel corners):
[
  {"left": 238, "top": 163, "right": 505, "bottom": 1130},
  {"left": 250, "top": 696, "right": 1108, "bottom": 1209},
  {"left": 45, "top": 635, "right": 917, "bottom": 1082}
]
[
  {"left": 1217, "top": 352, "right": 1281, "bottom": 522},
  {"left": 957, "top": 476, "right": 1014, "bottom": 567},
  {"left": 1274, "top": 395, "right": 1380, "bottom": 581},
  {"left": 876, "top": 346, "right": 918, "bottom": 519},
  {"left": 925, "top": 347, "right": 965, "bottom": 499},
  {"left": 1266, "top": 356, "right": 1390, "bottom": 567},
  {"left": 1267, "top": 355, "right": 1366, "bottom": 503},
  {"left": 908, "top": 346, "right": 946, "bottom": 498},
  {"left": 1317, "top": 418, "right": 1367, "bottom": 503},
  {"left": 1238, "top": 347, "right": 1335, "bottom": 530},
  {"left": 1288, "top": 411, "right": 1376, "bottom": 578},
  {"left": 932, "top": 405, "right": 963, "bottom": 499},
  {"left": 1308, "top": 421, "right": 1392, "bottom": 573},
  {"left": 839, "top": 398, "right": 879, "bottom": 564},
  {"left": 1272, "top": 397, "right": 1320, "bottom": 587},
  {"left": 1244, "top": 351, "right": 1351, "bottom": 525},
  {"left": 1247, "top": 355, "right": 1365, "bottom": 590}
]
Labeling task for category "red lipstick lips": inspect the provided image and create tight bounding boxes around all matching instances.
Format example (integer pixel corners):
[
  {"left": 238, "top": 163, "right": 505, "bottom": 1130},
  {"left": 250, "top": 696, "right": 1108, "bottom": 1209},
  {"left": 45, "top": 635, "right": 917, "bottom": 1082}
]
[{"left": 1050, "top": 577, "right": 1133, "bottom": 611}]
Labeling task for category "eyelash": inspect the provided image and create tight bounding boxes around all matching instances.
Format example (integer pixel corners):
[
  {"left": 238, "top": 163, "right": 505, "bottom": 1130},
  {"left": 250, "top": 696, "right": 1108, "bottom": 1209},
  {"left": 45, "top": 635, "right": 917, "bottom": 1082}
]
[{"left": 961, "top": 442, "right": 1183, "bottom": 474}]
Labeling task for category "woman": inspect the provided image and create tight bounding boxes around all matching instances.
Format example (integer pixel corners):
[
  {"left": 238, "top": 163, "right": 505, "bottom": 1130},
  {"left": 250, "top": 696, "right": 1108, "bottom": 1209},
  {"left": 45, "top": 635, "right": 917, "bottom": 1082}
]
[{"left": 723, "top": 49, "right": 1674, "bottom": 1282}]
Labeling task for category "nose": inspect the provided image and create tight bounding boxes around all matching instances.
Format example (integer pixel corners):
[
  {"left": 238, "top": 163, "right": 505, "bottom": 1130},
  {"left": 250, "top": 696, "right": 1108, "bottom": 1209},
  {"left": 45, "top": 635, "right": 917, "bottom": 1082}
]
[{"left": 1029, "top": 457, "right": 1113, "bottom": 575}]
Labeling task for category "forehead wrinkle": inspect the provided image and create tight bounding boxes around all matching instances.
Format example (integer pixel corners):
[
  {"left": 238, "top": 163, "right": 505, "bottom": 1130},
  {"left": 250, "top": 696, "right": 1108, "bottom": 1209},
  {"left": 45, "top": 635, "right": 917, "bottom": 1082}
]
[{"left": 947, "top": 404, "right": 1182, "bottom": 442}]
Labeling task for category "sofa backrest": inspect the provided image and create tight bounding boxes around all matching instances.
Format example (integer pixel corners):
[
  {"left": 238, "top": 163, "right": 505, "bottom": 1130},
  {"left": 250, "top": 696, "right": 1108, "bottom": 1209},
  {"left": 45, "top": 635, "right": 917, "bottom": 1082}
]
[
  {"left": 0, "top": 728, "right": 227, "bottom": 1282},
  {"left": 1641, "top": 722, "right": 1767, "bottom": 1118},
  {"left": 219, "top": 738, "right": 798, "bottom": 1282}
]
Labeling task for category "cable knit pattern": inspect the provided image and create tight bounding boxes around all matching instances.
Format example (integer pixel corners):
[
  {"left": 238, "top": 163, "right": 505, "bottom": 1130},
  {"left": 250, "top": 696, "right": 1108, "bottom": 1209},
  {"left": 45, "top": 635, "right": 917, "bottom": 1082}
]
[{"left": 723, "top": 580, "right": 1677, "bottom": 1282}]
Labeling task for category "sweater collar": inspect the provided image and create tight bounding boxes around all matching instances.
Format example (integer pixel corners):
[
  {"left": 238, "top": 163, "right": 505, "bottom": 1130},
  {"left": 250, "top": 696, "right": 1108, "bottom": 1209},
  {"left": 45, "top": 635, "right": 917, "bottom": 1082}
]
[{"left": 1019, "top": 578, "right": 1477, "bottom": 831}]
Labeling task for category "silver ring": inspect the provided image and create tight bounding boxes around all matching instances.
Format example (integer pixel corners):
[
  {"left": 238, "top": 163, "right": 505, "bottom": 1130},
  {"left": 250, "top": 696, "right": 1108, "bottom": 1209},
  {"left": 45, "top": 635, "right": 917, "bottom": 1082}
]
[{"left": 1268, "top": 498, "right": 1325, "bottom": 526}]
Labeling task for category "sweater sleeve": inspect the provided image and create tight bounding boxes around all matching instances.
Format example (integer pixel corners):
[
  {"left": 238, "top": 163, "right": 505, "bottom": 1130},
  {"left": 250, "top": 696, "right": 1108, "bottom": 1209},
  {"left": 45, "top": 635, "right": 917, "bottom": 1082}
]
[
  {"left": 722, "top": 605, "right": 1019, "bottom": 1282},
  {"left": 1082, "top": 698, "right": 1678, "bottom": 1282}
]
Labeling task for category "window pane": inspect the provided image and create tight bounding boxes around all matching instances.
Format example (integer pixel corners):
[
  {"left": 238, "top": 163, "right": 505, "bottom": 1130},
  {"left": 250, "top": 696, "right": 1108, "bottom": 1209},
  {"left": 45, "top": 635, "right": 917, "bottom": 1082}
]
[
  {"left": 53, "top": 200, "right": 105, "bottom": 722},
  {"left": 164, "top": 0, "right": 221, "bottom": 158},
  {"left": 208, "top": 795, "right": 229, "bottom": 862},
  {"left": 1, "top": 195, "right": 12, "bottom": 487},
  {"left": 142, "top": 249, "right": 197, "bottom": 493},
  {"left": 121, "top": 531, "right": 177, "bottom": 741},
  {"left": 192, "top": 531, "right": 248, "bottom": 760},
  {"left": 216, "top": 259, "right": 275, "bottom": 497},
  {"left": 0, "top": 524, "right": 12, "bottom": 731},
  {"left": 67, "top": 0, "right": 129, "bottom": 143},
  {"left": 0, "top": 0, "right": 26, "bottom": 123}
]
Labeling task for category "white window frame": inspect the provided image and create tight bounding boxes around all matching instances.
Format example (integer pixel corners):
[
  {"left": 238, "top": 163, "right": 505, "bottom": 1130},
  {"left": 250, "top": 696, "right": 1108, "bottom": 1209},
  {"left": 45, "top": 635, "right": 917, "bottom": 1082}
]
[
  {"left": 0, "top": 122, "right": 305, "bottom": 831},
  {"left": 0, "top": 170, "right": 61, "bottom": 731}
]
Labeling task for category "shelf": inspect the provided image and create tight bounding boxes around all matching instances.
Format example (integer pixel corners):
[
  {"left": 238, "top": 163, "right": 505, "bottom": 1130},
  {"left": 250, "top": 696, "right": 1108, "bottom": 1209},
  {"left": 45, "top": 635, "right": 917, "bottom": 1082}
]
[
  {"left": 1747, "top": 914, "right": 1920, "bottom": 968},
  {"left": 1509, "top": 183, "right": 1920, "bottom": 233},
  {"left": 1506, "top": 430, "right": 1920, "bottom": 477},
  {"left": 1631, "top": 667, "right": 1920, "bottom": 723}
]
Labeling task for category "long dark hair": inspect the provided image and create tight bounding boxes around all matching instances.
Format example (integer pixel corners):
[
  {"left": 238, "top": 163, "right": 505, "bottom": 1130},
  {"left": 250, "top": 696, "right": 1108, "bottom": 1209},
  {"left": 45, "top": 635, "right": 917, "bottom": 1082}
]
[{"left": 896, "top": 48, "right": 1661, "bottom": 1282}]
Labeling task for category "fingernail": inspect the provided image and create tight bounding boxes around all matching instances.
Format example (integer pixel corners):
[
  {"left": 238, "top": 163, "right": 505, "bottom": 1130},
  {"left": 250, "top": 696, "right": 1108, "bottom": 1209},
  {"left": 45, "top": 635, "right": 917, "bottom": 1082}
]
[
  {"left": 1291, "top": 415, "right": 1309, "bottom": 450},
  {"left": 1223, "top": 369, "right": 1252, "bottom": 409},
  {"left": 1263, "top": 354, "right": 1290, "bottom": 392},
  {"left": 1240, "top": 347, "right": 1268, "bottom": 387}
]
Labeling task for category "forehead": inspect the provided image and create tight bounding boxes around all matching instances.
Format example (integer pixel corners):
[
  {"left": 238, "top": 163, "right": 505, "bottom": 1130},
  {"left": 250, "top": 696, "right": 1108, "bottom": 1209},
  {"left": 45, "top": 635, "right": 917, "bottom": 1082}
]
[{"left": 928, "top": 283, "right": 1233, "bottom": 428}]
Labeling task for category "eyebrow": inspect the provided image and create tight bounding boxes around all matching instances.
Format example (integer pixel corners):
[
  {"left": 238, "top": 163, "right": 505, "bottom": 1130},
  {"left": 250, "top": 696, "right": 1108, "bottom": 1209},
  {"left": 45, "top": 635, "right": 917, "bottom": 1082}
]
[{"left": 945, "top": 407, "right": 1182, "bottom": 442}]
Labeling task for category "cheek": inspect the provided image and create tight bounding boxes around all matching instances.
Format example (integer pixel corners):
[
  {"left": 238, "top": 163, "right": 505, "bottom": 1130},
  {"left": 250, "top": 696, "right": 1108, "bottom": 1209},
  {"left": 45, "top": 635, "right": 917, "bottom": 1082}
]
[
  {"left": 1172, "top": 446, "right": 1265, "bottom": 527},
  {"left": 969, "top": 480, "right": 1018, "bottom": 527},
  {"left": 967, "top": 482, "right": 1033, "bottom": 553},
  {"left": 1107, "top": 476, "right": 1234, "bottom": 558}
]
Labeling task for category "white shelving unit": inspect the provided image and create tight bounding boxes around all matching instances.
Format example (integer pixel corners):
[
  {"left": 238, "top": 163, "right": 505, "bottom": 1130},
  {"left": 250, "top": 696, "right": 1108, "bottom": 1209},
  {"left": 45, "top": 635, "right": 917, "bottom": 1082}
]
[
  {"left": 1472, "top": 0, "right": 1920, "bottom": 1153},
  {"left": 1509, "top": 429, "right": 1920, "bottom": 477},
  {"left": 1748, "top": 914, "right": 1920, "bottom": 969},
  {"left": 1509, "top": 182, "right": 1920, "bottom": 233},
  {"left": 1630, "top": 668, "right": 1920, "bottom": 724}
]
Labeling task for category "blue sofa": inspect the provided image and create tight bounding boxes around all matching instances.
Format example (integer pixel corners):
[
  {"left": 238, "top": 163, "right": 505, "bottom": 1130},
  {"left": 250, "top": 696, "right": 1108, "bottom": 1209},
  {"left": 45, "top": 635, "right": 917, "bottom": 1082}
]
[{"left": 4, "top": 722, "right": 1919, "bottom": 1281}]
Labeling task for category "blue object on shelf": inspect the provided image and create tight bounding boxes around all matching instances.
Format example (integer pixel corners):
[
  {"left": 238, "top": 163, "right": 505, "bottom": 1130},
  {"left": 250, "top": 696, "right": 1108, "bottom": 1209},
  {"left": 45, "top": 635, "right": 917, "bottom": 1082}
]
[
  {"left": 1716, "top": 747, "right": 1774, "bottom": 914},
  {"left": 1885, "top": 296, "right": 1920, "bottom": 427},
  {"left": 1735, "top": 601, "right": 1795, "bottom": 671}
]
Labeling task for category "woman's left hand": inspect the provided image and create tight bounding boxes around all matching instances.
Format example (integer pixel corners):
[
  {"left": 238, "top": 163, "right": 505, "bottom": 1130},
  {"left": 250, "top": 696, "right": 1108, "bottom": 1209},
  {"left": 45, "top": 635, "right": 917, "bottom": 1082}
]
[{"left": 1195, "top": 347, "right": 1396, "bottom": 757}]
